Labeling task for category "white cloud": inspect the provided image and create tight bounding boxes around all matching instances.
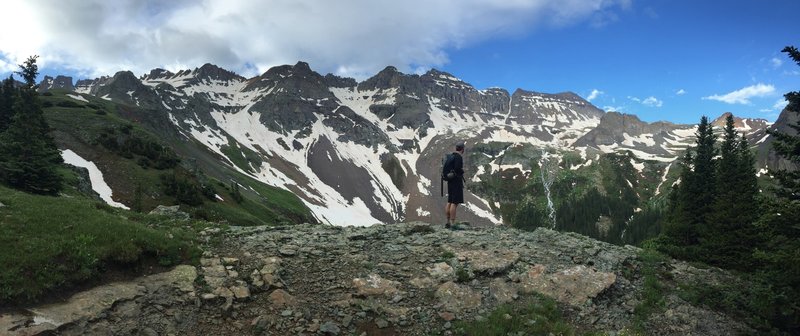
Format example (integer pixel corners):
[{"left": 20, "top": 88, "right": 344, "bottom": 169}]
[
  {"left": 770, "top": 57, "right": 783, "bottom": 69},
  {"left": 773, "top": 98, "right": 788, "bottom": 111},
  {"left": 587, "top": 89, "right": 603, "bottom": 101},
  {"left": 703, "top": 83, "right": 776, "bottom": 104},
  {"left": 676, "top": 89, "right": 686, "bottom": 95},
  {"left": 642, "top": 96, "right": 663, "bottom": 107},
  {"left": 627, "top": 95, "right": 662, "bottom": 107},
  {"left": 0, "top": 0, "right": 632, "bottom": 79},
  {"left": 603, "top": 105, "right": 624, "bottom": 112}
]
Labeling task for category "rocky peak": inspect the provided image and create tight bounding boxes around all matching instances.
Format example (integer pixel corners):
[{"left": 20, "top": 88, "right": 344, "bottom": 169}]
[
  {"left": 421, "top": 69, "right": 466, "bottom": 85},
  {"left": 358, "top": 65, "right": 420, "bottom": 92},
  {"left": 480, "top": 87, "right": 510, "bottom": 96},
  {"left": 107, "top": 71, "right": 143, "bottom": 90},
  {"left": 596, "top": 112, "right": 653, "bottom": 135},
  {"left": 142, "top": 68, "right": 174, "bottom": 81},
  {"left": 244, "top": 62, "right": 327, "bottom": 94},
  {"left": 324, "top": 73, "right": 357, "bottom": 88},
  {"left": 507, "top": 89, "right": 604, "bottom": 127},
  {"left": 571, "top": 111, "right": 692, "bottom": 158},
  {"left": 711, "top": 112, "right": 770, "bottom": 134},
  {"left": 37, "top": 75, "right": 74, "bottom": 92},
  {"left": 195, "top": 63, "right": 245, "bottom": 82}
]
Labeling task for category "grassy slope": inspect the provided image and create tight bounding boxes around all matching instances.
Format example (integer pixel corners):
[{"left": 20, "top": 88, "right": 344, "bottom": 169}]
[
  {"left": 0, "top": 185, "right": 202, "bottom": 304},
  {"left": 41, "top": 90, "right": 313, "bottom": 226}
]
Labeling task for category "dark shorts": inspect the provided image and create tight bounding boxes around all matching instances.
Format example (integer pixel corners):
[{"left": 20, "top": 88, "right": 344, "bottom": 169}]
[{"left": 447, "top": 179, "right": 463, "bottom": 204}]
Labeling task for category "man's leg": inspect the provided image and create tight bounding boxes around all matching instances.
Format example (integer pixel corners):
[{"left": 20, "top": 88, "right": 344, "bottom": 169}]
[
  {"left": 444, "top": 203, "right": 452, "bottom": 227},
  {"left": 448, "top": 204, "right": 458, "bottom": 225}
]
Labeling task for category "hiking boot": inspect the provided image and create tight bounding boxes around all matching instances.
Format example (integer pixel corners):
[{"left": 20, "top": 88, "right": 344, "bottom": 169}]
[{"left": 445, "top": 222, "right": 451, "bottom": 229}]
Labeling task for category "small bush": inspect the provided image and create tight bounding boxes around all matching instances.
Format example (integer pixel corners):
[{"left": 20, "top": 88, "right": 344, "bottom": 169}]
[
  {"left": 441, "top": 250, "right": 455, "bottom": 259},
  {"left": 455, "top": 266, "right": 471, "bottom": 283},
  {"left": 453, "top": 294, "right": 575, "bottom": 336},
  {"left": 56, "top": 100, "right": 83, "bottom": 108},
  {"left": 632, "top": 248, "right": 668, "bottom": 332}
]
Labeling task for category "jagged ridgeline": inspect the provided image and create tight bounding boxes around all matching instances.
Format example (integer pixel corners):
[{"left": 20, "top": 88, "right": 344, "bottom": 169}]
[{"left": 37, "top": 62, "right": 787, "bottom": 243}]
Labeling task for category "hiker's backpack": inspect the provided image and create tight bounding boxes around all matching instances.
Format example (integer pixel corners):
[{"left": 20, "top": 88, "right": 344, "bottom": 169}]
[
  {"left": 442, "top": 153, "right": 457, "bottom": 181},
  {"left": 441, "top": 153, "right": 456, "bottom": 196}
]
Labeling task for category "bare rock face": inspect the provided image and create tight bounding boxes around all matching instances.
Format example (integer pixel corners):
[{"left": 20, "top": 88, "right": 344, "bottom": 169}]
[
  {"left": 268, "top": 289, "right": 297, "bottom": 308},
  {"left": 456, "top": 249, "right": 519, "bottom": 275},
  {"left": 148, "top": 205, "right": 190, "bottom": 220},
  {"left": 426, "top": 262, "right": 455, "bottom": 281},
  {"left": 1, "top": 265, "right": 196, "bottom": 336},
  {"left": 489, "top": 278, "right": 518, "bottom": 304},
  {"left": 435, "top": 281, "right": 482, "bottom": 314},
  {"left": 352, "top": 274, "right": 401, "bottom": 297},
  {"left": 517, "top": 264, "right": 616, "bottom": 306}
]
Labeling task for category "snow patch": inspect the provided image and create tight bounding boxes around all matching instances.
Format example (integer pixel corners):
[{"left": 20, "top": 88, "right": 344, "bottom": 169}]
[
  {"left": 463, "top": 201, "right": 503, "bottom": 225},
  {"left": 654, "top": 163, "right": 673, "bottom": 196},
  {"left": 416, "top": 207, "right": 431, "bottom": 217},
  {"left": 418, "top": 175, "right": 432, "bottom": 196},
  {"left": 61, "top": 149, "right": 129, "bottom": 209},
  {"left": 66, "top": 94, "right": 88, "bottom": 102}
]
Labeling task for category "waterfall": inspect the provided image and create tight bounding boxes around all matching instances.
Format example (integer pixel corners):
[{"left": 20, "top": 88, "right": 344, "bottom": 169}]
[{"left": 539, "top": 148, "right": 558, "bottom": 229}]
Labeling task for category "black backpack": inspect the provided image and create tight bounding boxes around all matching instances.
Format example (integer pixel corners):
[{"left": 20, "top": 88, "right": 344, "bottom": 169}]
[{"left": 441, "top": 153, "right": 456, "bottom": 196}]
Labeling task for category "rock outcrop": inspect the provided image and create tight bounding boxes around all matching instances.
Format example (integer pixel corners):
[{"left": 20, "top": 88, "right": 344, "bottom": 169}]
[{"left": 1, "top": 223, "right": 753, "bottom": 335}]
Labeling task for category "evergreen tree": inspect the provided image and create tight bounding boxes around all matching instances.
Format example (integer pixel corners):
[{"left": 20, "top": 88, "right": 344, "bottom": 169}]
[
  {"left": 767, "top": 46, "right": 800, "bottom": 200},
  {"left": 753, "top": 45, "right": 800, "bottom": 331},
  {"left": 707, "top": 114, "right": 760, "bottom": 269},
  {"left": 663, "top": 116, "right": 716, "bottom": 253},
  {"left": 0, "top": 56, "right": 63, "bottom": 195},
  {"left": 0, "top": 76, "right": 16, "bottom": 132}
]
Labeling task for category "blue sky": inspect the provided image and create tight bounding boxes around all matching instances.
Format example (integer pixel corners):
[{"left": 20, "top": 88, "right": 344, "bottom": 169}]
[{"left": 0, "top": 0, "right": 797, "bottom": 124}]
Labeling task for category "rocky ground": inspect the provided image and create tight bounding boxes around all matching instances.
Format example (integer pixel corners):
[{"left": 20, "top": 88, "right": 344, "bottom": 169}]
[{"left": 1, "top": 222, "right": 753, "bottom": 335}]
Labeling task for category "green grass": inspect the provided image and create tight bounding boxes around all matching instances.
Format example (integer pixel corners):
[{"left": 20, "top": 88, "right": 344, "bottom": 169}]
[
  {"left": 220, "top": 134, "right": 262, "bottom": 174},
  {"left": 631, "top": 247, "right": 668, "bottom": 332},
  {"left": 676, "top": 277, "right": 785, "bottom": 334},
  {"left": 0, "top": 186, "right": 202, "bottom": 304},
  {"left": 440, "top": 250, "right": 455, "bottom": 260},
  {"left": 241, "top": 172, "right": 313, "bottom": 224},
  {"left": 453, "top": 294, "right": 576, "bottom": 336}
]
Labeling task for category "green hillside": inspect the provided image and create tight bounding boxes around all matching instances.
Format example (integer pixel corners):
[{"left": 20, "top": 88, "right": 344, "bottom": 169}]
[
  {"left": 40, "top": 90, "right": 314, "bottom": 226},
  {"left": 0, "top": 184, "right": 202, "bottom": 304}
]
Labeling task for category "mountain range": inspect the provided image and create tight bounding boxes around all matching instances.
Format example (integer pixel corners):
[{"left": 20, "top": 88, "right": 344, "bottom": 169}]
[{"left": 36, "top": 62, "right": 793, "bottom": 242}]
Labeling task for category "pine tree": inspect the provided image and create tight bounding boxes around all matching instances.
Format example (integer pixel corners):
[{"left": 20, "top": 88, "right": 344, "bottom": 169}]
[
  {"left": 0, "top": 76, "right": 15, "bottom": 132},
  {"left": 662, "top": 116, "right": 716, "bottom": 257},
  {"left": 707, "top": 114, "right": 760, "bottom": 269},
  {"left": 753, "top": 45, "right": 800, "bottom": 331},
  {"left": 0, "top": 56, "right": 63, "bottom": 195},
  {"left": 767, "top": 46, "right": 800, "bottom": 200}
]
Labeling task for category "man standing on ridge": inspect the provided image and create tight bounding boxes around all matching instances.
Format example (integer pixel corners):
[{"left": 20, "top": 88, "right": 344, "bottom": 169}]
[{"left": 444, "top": 142, "right": 465, "bottom": 228}]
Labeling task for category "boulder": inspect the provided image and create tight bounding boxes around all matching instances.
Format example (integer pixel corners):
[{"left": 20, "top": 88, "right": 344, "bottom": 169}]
[
  {"left": 435, "top": 281, "right": 482, "bottom": 313},
  {"left": 456, "top": 250, "right": 519, "bottom": 275},
  {"left": 148, "top": 205, "right": 190, "bottom": 220},
  {"left": 517, "top": 264, "right": 616, "bottom": 306},
  {"left": 352, "top": 274, "right": 401, "bottom": 297}
]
